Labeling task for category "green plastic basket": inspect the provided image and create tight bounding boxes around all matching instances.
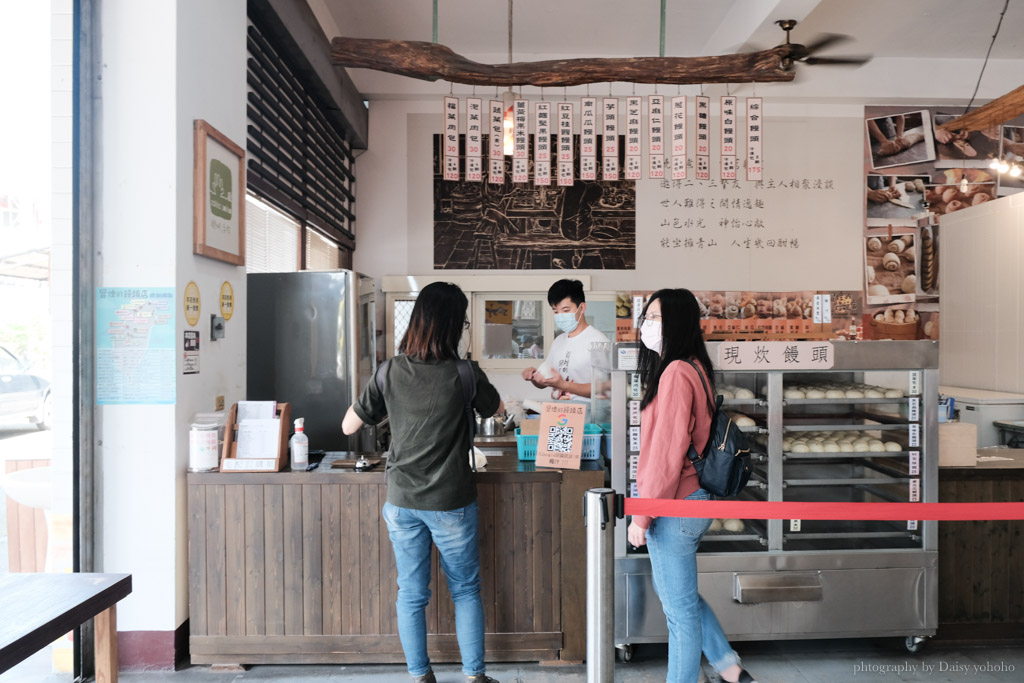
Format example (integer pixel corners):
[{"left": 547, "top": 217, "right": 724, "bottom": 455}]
[{"left": 515, "top": 423, "right": 604, "bottom": 461}]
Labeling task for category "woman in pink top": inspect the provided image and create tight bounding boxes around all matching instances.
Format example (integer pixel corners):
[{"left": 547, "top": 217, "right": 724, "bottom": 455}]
[{"left": 626, "top": 289, "right": 758, "bottom": 683}]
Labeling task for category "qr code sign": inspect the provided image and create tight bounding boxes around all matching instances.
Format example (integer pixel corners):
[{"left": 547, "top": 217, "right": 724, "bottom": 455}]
[{"left": 546, "top": 426, "right": 575, "bottom": 453}]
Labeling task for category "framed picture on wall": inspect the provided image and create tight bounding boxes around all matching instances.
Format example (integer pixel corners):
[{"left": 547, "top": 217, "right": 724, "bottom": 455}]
[{"left": 193, "top": 119, "right": 245, "bottom": 266}]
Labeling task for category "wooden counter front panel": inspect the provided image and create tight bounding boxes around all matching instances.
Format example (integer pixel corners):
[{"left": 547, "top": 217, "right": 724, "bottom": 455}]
[
  {"left": 188, "top": 478, "right": 564, "bottom": 664},
  {"left": 938, "top": 477, "right": 1024, "bottom": 626}
]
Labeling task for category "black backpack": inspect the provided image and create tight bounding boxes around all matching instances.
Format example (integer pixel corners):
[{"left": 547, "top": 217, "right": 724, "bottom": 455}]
[
  {"left": 684, "top": 360, "right": 753, "bottom": 498},
  {"left": 374, "top": 357, "right": 480, "bottom": 470}
]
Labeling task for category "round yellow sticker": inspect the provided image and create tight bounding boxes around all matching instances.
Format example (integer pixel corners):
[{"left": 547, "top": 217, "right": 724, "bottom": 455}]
[
  {"left": 220, "top": 281, "right": 234, "bottom": 321},
  {"left": 184, "top": 281, "right": 201, "bottom": 327}
]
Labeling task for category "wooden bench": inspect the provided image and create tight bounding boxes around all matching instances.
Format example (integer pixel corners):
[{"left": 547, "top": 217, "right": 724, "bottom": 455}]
[{"left": 0, "top": 573, "right": 132, "bottom": 682}]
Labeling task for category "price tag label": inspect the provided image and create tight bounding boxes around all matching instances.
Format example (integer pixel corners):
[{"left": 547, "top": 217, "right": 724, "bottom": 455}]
[
  {"left": 909, "top": 397, "right": 920, "bottom": 423},
  {"left": 909, "top": 478, "right": 920, "bottom": 502},
  {"left": 909, "top": 451, "right": 920, "bottom": 476},
  {"left": 909, "top": 371, "right": 921, "bottom": 396},
  {"left": 629, "top": 482, "right": 639, "bottom": 497},
  {"left": 822, "top": 294, "right": 832, "bottom": 323},
  {"left": 907, "top": 520, "right": 919, "bottom": 531},
  {"left": 629, "top": 426, "right": 641, "bottom": 452},
  {"left": 629, "top": 400, "right": 641, "bottom": 426},
  {"left": 629, "top": 454, "right": 639, "bottom": 479},
  {"left": 630, "top": 372, "right": 643, "bottom": 399},
  {"left": 790, "top": 519, "right": 802, "bottom": 532},
  {"left": 633, "top": 296, "right": 645, "bottom": 327},
  {"left": 813, "top": 295, "right": 822, "bottom": 324},
  {"left": 909, "top": 423, "right": 920, "bottom": 447}
]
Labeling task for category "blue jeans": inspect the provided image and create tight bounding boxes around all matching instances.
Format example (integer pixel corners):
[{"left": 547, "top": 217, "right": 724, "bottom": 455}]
[
  {"left": 646, "top": 489, "right": 742, "bottom": 683},
  {"left": 383, "top": 501, "right": 486, "bottom": 678}
]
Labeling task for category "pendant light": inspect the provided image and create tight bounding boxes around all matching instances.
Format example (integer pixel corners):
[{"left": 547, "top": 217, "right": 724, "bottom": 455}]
[{"left": 502, "top": 0, "right": 516, "bottom": 155}]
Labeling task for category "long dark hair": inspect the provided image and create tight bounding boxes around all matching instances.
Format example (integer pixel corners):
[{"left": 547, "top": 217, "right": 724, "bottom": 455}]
[
  {"left": 637, "top": 288, "right": 714, "bottom": 410},
  {"left": 399, "top": 282, "right": 468, "bottom": 361}
]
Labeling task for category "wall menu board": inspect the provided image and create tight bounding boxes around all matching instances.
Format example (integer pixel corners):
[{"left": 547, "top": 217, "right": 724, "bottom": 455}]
[{"left": 636, "top": 117, "right": 864, "bottom": 292}]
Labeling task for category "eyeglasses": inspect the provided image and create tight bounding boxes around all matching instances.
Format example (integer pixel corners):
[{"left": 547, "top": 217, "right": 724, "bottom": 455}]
[
  {"left": 639, "top": 313, "right": 662, "bottom": 325},
  {"left": 463, "top": 320, "right": 471, "bottom": 330}
]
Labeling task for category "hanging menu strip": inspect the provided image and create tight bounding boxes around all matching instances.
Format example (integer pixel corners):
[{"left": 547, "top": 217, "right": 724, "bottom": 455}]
[
  {"left": 625, "top": 96, "right": 642, "bottom": 180},
  {"left": 695, "top": 95, "right": 710, "bottom": 181},
  {"left": 489, "top": 100, "right": 503, "bottom": 160},
  {"left": 513, "top": 99, "right": 528, "bottom": 161},
  {"left": 489, "top": 100, "right": 503, "bottom": 184},
  {"left": 443, "top": 96, "right": 460, "bottom": 181},
  {"left": 465, "top": 97, "right": 482, "bottom": 182},
  {"left": 580, "top": 97, "right": 597, "bottom": 181},
  {"left": 746, "top": 97, "right": 763, "bottom": 181},
  {"left": 535, "top": 102, "right": 551, "bottom": 186},
  {"left": 721, "top": 96, "right": 737, "bottom": 180},
  {"left": 670, "top": 96, "right": 686, "bottom": 180},
  {"left": 513, "top": 99, "right": 528, "bottom": 183},
  {"left": 513, "top": 157, "right": 529, "bottom": 184},
  {"left": 649, "top": 95, "right": 665, "bottom": 179},
  {"left": 558, "top": 102, "right": 574, "bottom": 186},
  {"left": 603, "top": 97, "right": 619, "bottom": 181}
]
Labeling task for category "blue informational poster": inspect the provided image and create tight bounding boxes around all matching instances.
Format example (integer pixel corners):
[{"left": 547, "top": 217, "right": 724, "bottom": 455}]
[{"left": 96, "top": 287, "right": 176, "bottom": 405}]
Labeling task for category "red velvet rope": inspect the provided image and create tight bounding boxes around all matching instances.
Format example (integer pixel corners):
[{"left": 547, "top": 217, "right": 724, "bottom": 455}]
[{"left": 624, "top": 498, "right": 1024, "bottom": 521}]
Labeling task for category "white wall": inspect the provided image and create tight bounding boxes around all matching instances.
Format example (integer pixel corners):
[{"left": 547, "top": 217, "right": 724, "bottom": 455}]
[{"left": 99, "top": 0, "right": 247, "bottom": 633}]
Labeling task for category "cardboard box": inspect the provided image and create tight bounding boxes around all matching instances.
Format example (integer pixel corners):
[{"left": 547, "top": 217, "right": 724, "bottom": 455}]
[{"left": 939, "top": 422, "right": 978, "bottom": 467}]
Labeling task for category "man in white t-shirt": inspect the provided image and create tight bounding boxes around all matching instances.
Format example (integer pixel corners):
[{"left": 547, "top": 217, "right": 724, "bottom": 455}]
[{"left": 521, "top": 279, "right": 610, "bottom": 401}]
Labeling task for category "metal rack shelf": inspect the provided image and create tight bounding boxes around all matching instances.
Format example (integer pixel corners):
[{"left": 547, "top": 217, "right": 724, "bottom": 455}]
[
  {"left": 783, "top": 476, "right": 913, "bottom": 487},
  {"left": 782, "top": 423, "right": 909, "bottom": 432},
  {"left": 783, "top": 450, "right": 914, "bottom": 459},
  {"left": 784, "top": 397, "right": 907, "bottom": 406}
]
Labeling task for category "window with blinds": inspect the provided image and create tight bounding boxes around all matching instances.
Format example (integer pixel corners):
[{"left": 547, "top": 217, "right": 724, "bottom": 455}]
[
  {"left": 245, "top": 193, "right": 300, "bottom": 273},
  {"left": 305, "top": 229, "right": 342, "bottom": 271},
  {"left": 245, "top": 19, "right": 356, "bottom": 252}
]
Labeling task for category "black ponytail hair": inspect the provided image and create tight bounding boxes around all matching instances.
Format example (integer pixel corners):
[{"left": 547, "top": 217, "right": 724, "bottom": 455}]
[{"left": 637, "top": 288, "right": 714, "bottom": 410}]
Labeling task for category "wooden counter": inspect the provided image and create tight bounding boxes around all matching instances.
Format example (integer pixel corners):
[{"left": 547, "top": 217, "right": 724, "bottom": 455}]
[
  {"left": 938, "top": 450, "right": 1024, "bottom": 631},
  {"left": 186, "top": 456, "right": 604, "bottom": 665}
]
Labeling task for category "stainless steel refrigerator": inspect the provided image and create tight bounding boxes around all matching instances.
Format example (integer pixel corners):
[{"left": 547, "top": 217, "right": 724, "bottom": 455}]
[{"left": 247, "top": 270, "right": 376, "bottom": 451}]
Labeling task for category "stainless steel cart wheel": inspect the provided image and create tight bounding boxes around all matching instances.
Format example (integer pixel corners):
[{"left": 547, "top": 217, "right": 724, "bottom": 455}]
[
  {"left": 905, "top": 635, "right": 928, "bottom": 653},
  {"left": 616, "top": 644, "right": 634, "bottom": 662}
]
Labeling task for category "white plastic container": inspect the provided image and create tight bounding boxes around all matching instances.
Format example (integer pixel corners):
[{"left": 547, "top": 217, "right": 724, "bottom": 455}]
[
  {"left": 189, "top": 412, "right": 226, "bottom": 472},
  {"left": 290, "top": 418, "right": 309, "bottom": 470}
]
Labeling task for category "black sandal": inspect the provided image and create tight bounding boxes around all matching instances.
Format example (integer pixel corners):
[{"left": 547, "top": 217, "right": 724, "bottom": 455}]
[{"left": 737, "top": 670, "right": 758, "bottom": 683}]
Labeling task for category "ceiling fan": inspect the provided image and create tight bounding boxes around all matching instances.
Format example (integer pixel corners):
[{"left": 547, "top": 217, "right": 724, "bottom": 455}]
[{"left": 772, "top": 19, "right": 871, "bottom": 71}]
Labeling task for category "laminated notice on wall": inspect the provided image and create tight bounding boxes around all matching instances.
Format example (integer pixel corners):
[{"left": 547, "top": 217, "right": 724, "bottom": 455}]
[
  {"left": 513, "top": 99, "right": 528, "bottom": 160},
  {"left": 580, "top": 97, "right": 597, "bottom": 180},
  {"left": 603, "top": 98, "right": 619, "bottom": 181},
  {"left": 648, "top": 95, "right": 665, "bottom": 178},
  {"left": 625, "top": 96, "right": 642, "bottom": 180},
  {"left": 721, "top": 96, "right": 737, "bottom": 180},
  {"left": 558, "top": 103, "right": 574, "bottom": 186},
  {"left": 534, "top": 102, "right": 551, "bottom": 186},
  {"left": 465, "top": 98, "right": 483, "bottom": 182},
  {"left": 443, "top": 96, "right": 460, "bottom": 181},
  {"left": 746, "top": 97, "right": 763, "bottom": 181},
  {"left": 695, "top": 95, "right": 710, "bottom": 180}
]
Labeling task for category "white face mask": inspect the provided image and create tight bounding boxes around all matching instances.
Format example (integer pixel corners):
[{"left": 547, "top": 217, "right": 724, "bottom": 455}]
[{"left": 640, "top": 319, "right": 663, "bottom": 354}]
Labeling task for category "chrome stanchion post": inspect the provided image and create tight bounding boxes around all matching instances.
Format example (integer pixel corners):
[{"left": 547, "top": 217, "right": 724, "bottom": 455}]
[{"left": 585, "top": 488, "right": 616, "bottom": 683}]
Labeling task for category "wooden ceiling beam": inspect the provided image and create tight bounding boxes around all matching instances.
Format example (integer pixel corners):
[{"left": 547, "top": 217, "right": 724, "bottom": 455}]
[
  {"left": 936, "top": 83, "right": 1024, "bottom": 133},
  {"left": 330, "top": 38, "right": 797, "bottom": 87}
]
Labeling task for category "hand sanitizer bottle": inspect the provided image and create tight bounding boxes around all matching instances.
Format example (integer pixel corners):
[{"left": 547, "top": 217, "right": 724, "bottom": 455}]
[{"left": 290, "top": 418, "right": 309, "bottom": 470}]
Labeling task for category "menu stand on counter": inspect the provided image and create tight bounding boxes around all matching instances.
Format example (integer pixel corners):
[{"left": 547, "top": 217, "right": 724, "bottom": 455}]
[{"left": 219, "top": 402, "right": 291, "bottom": 472}]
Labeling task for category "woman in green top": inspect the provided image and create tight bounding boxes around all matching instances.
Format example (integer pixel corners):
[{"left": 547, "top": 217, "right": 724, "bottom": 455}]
[{"left": 344, "top": 282, "right": 502, "bottom": 683}]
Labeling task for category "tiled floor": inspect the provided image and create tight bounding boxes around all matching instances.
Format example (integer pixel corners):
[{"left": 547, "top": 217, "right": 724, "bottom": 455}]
[{"left": 5, "top": 639, "right": 1024, "bottom": 683}]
